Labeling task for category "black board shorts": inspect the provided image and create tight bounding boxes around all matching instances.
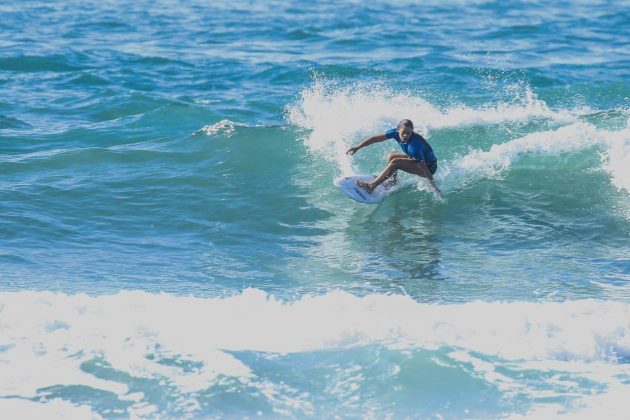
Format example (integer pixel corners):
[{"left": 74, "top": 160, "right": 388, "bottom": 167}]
[{"left": 427, "top": 161, "right": 438, "bottom": 175}]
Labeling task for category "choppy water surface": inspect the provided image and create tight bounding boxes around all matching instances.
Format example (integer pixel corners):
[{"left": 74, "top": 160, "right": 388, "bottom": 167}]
[{"left": 1, "top": 0, "right": 630, "bottom": 418}]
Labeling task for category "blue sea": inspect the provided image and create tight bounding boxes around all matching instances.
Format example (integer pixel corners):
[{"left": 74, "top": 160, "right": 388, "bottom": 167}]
[{"left": 2, "top": 0, "right": 630, "bottom": 418}]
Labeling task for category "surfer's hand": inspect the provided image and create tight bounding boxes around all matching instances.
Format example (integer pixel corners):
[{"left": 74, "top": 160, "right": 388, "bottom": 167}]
[{"left": 346, "top": 146, "right": 359, "bottom": 156}]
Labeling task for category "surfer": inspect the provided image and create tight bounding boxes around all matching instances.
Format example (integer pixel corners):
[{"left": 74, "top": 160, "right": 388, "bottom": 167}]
[{"left": 345, "top": 119, "right": 442, "bottom": 197}]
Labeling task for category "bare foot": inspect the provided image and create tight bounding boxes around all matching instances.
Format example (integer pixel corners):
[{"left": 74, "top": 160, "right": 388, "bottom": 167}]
[{"left": 356, "top": 180, "right": 375, "bottom": 194}]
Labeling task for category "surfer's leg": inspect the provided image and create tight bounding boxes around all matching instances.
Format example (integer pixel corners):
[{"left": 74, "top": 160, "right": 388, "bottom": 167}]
[
  {"left": 386, "top": 153, "right": 408, "bottom": 184},
  {"left": 395, "top": 159, "right": 432, "bottom": 178},
  {"left": 357, "top": 157, "right": 410, "bottom": 194},
  {"left": 358, "top": 159, "right": 441, "bottom": 196},
  {"left": 395, "top": 159, "right": 441, "bottom": 196}
]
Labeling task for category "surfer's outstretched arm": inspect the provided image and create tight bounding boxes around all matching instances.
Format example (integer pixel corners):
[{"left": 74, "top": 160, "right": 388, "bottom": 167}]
[{"left": 346, "top": 134, "right": 387, "bottom": 156}]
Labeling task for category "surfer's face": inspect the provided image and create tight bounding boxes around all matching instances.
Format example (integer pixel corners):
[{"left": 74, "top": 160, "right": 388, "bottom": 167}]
[{"left": 398, "top": 127, "right": 413, "bottom": 142}]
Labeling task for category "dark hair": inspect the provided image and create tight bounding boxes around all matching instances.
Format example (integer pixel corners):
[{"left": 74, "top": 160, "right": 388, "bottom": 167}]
[{"left": 397, "top": 119, "right": 414, "bottom": 130}]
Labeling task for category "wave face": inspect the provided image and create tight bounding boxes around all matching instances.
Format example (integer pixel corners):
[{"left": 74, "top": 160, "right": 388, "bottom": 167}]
[{"left": 2, "top": 0, "right": 630, "bottom": 417}]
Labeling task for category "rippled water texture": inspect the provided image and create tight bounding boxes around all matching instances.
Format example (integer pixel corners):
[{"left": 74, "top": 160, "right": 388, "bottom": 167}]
[{"left": 1, "top": 0, "right": 630, "bottom": 418}]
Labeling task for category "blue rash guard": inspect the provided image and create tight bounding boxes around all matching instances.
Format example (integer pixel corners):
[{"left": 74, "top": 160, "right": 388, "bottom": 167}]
[{"left": 385, "top": 128, "right": 438, "bottom": 174}]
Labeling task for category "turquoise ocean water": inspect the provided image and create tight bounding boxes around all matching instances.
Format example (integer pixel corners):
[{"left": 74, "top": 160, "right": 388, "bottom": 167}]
[{"left": 2, "top": 0, "right": 630, "bottom": 417}]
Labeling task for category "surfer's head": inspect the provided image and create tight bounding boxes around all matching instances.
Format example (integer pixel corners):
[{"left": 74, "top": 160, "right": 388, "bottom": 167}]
[{"left": 397, "top": 119, "right": 414, "bottom": 142}]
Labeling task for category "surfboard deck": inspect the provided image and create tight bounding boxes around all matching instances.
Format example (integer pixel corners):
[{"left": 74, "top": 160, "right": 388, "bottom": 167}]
[{"left": 334, "top": 174, "right": 396, "bottom": 204}]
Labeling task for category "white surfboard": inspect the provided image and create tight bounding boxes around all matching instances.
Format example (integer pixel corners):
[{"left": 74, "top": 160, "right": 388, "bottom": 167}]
[{"left": 334, "top": 174, "right": 396, "bottom": 204}]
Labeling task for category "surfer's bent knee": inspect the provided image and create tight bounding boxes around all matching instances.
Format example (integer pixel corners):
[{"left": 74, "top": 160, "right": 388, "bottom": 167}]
[
  {"left": 386, "top": 153, "right": 406, "bottom": 164},
  {"left": 390, "top": 158, "right": 406, "bottom": 167}
]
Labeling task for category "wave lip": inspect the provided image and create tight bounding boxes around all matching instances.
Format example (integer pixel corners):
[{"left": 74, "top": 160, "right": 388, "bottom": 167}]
[
  {"left": 437, "top": 121, "right": 601, "bottom": 191},
  {"left": 286, "top": 79, "right": 585, "bottom": 175},
  {"left": 437, "top": 117, "right": 630, "bottom": 203},
  {"left": 600, "top": 118, "right": 630, "bottom": 195},
  {"left": 288, "top": 79, "right": 630, "bottom": 209}
]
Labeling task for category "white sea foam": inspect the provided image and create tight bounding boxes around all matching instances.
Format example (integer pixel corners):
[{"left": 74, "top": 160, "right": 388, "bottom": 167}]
[
  {"left": 0, "top": 398, "right": 102, "bottom": 419},
  {"left": 3, "top": 289, "right": 629, "bottom": 364},
  {"left": 2, "top": 290, "right": 630, "bottom": 411},
  {"left": 195, "top": 119, "right": 240, "bottom": 137},
  {"left": 436, "top": 118, "right": 630, "bottom": 207},
  {"left": 435, "top": 121, "right": 601, "bottom": 191},
  {"left": 599, "top": 118, "right": 630, "bottom": 195},
  {"left": 286, "top": 79, "right": 580, "bottom": 175}
]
